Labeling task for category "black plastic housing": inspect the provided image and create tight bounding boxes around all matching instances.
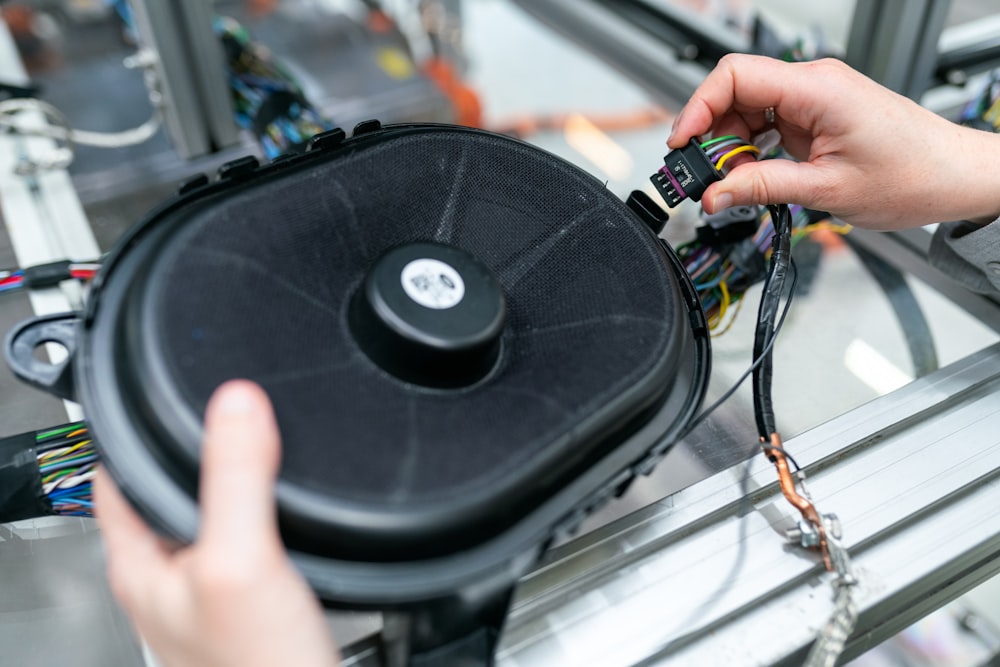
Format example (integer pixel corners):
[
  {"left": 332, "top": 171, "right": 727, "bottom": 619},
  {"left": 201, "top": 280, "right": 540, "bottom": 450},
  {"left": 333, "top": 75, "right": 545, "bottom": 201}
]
[
  {"left": 0, "top": 430, "right": 47, "bottom": 522},
  {"left": 696, "top": 206, "right": 759, "bottom": 247},
  {"left": 650, "top": 138, "right": 723, "bottom": 206},
  {"left": 22, "top": 260, "right": 72, "bottom": 288},
  {"left": 348, "top": 241, "right": 506, "bottom": 388}
]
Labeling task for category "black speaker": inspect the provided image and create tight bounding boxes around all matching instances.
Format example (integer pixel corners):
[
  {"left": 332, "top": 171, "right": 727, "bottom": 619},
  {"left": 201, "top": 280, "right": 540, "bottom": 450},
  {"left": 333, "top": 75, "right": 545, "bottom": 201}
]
[{"left": 6, "top": 122, "right": 710, "bottom": 665}]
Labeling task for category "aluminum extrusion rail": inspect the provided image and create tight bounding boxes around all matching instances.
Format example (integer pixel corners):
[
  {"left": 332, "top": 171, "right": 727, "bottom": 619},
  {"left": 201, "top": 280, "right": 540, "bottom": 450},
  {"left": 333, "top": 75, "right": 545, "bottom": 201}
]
[
  {"left": 510, "top": 0, "right": 727, "bottom": 107},
  {"left": 487, "top": 342, "right": 1000, "bottom": 666},
  {"left": 342, "top": 344, "right": 1000, "bottom": 666}
]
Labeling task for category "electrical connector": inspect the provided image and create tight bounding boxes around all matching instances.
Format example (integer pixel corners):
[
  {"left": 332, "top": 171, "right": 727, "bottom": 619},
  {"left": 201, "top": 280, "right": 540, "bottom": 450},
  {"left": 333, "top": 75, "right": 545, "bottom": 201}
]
[
  {"left": 22, "top": 260, "right": 72, "bottom": 288},
  {"left": 728, "top": 238, "right": 767, "bottom": 285},
  {"left": 695, "top": 206, "right": 758, "bottom": 247},
  {"left": 650, "top": 138, "right": 723, "bottom": 207}
]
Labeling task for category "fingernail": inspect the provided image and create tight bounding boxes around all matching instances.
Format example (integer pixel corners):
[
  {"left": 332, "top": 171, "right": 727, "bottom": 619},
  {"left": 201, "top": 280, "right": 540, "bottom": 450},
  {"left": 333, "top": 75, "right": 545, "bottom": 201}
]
[
  {"left": 668, "top": 107, "right": 685, "bottom": 143},
  {"left": 214, "top": 383, "right": 258, "bottom": 415},
  {"left": 713, "top": 192, "right": 733, "bottom": 210}
]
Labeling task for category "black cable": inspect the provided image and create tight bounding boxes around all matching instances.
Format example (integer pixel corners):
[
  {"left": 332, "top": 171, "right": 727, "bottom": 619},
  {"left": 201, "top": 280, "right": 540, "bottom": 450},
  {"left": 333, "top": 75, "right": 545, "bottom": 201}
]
[
  {"left": 752, "top": 204, "right": 793, "bottom": 438},
  {"left": 683, "top": 259, "right": 798, "bottom": 436},
  {"left": 760, "top": 444, "right": 802, "bottom": 472},
  {"left": 845, "top": 237, "right": 939, "bottom": 377}
]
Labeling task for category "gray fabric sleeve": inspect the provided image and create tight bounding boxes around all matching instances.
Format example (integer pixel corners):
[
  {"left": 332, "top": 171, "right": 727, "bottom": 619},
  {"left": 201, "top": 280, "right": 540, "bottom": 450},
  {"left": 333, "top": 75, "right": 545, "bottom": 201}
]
[{"left": 929, "top": 218, "right": 1000, "bottom": 295}]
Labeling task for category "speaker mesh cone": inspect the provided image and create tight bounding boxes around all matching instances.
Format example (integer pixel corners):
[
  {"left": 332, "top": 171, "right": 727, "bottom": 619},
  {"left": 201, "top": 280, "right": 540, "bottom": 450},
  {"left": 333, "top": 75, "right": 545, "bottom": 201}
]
[{"left": 136, "top": 127, "right": 680, "bottom": 554}]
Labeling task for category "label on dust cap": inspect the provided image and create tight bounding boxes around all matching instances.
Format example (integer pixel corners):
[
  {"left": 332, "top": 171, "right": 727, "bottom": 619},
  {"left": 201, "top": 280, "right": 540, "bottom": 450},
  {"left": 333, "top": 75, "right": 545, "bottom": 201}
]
[{"left": 401, "top": 258, "right": 465, "bottom": 309}]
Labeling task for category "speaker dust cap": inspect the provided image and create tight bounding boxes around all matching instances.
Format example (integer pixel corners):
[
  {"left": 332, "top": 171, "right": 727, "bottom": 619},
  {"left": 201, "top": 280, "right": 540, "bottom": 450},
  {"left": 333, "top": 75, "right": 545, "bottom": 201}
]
[
  {"left": 78, "top": 124, "right": 703, "bottom": 568},
  {"left": 349, "top": 241, "right": 506, "bottom": 388}
]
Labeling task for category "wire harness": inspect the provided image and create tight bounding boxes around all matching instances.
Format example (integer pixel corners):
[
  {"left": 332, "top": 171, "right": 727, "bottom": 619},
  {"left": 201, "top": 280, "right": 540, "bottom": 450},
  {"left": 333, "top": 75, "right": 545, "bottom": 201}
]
[
  {"left": 958, "top": 68, "right": 1000, "bottom": 132},
  {"left": 677, "top": 205, "right": 849, "bottom": 334},
  {"left": 0, "top": 259, "right": 99, "bottom": 294},
  {"left": 750, "top": 204, "right": 858, "bottom": 666},
  {"left": 215, "top": 16, "right": 338, "bottom": 159},
  {"left": 0, "top": 421, "right": 95, "bottom": 522},
  {"left": 36, "top": 423, "right": 95, "bottom": 517},
  {"left": 663, "top": 134, "right": 858, "bottom": 664}
]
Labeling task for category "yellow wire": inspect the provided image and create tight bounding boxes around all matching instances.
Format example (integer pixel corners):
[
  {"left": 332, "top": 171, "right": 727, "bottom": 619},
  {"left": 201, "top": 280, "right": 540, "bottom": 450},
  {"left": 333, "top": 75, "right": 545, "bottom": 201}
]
[
  {"left": 718, "top": 281, "right": 730, "bottom": 322},
  {"left": 793, "top": 222, "right": 853, "bottom": 240},
  {"left": 806, "top": 222, "right": 852, "bottom": 234},
  {"left": 715, "top": 145, "right": 760, "bottom": 171},
  {"left": 39, "top": 440, "right": 89, "bottom": 461},
  {"left": 986, "top": 96, "right": 1000, "bottom": 125},
  {"left": 711, "top": 292, "right": 746, "bottom": 337},
  {"left": 709, "top": 281, "right": 731, "bottom": 332}
]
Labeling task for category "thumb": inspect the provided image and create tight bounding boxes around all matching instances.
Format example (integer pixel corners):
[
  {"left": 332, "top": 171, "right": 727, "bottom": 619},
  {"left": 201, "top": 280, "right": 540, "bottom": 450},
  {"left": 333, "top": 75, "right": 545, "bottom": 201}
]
[
  {"left": 702, "top": 159, "right": 827, "bottom": 213},
  {"left": 198, "top": 379, "right": 284, "bottom": 557}
]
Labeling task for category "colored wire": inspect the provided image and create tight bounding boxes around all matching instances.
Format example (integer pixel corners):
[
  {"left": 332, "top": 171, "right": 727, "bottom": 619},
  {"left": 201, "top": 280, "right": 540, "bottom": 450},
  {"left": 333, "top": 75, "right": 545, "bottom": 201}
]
[
  {"left": 699, "top": 134, "right": 743, "bottom": 150},
  {"left": 958, "top": 68, "right": 1000, "bottom": 131},
  {"left": 710, "top": 291, "right": 746, "bottom": 338},
  {"left": 715, "top": 145, "right": 761, "bottom": 171},
  {"left": 35, "top": 422, "right": 96, "bottom": 517},
  {"left": 682, "top": 260, "right": 798, "bottom": 436},
  {"left": 215, "top": 16, "right": 337, "bottom": 159},
  {"left": 0, "top": 260, "right": 101, "bottom": 295},
  {"left": 715, "top": 280, "right": 731, "bottom": 324},
  {"left": 677, "top": 202, "right": 849, "bottom": 334},
  {"left": 706, "top": 139, "right": 746, "bottom": 161}
]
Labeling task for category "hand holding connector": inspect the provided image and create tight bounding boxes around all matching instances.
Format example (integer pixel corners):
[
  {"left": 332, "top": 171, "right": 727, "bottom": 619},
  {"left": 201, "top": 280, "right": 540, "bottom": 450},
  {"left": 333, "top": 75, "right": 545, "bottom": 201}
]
[
  {"left": 650, "top": 136, "right": 760, "bottom": 207},
  {"left": 651, "top": 138, "right": 723, "bottom": 206}
]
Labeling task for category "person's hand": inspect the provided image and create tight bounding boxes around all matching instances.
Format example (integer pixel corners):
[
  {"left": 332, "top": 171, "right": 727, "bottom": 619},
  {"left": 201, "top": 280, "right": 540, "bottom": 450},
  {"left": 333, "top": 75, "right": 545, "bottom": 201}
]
[
  {"left": 669, "top": 54, "right": 1000, "bottom": 229},
  {"left": 94, "top": 380, "right": 341, "bottom": 667}
]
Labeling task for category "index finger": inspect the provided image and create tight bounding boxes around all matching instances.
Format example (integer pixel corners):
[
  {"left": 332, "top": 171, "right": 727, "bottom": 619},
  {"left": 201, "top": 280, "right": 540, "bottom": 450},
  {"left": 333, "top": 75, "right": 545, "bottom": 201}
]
[{"left": 669, "top": 54, "right": 802, "bottom": 148}]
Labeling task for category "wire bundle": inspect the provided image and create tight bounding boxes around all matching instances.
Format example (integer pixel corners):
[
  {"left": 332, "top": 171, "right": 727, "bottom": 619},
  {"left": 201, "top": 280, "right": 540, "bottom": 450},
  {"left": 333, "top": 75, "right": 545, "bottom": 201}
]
[
  {"left": 752, "top": 204, "right": 793, "bottom": 438},
  {"left": 35, "top": 423, "right": 96, "bottom": 517},
  {"left": 0, "top": 262, "right": 100, "bottom": 294},
  {"left": 677, "top": 205, "right": 849, "bottom": 334},
  {"left": 215, "top": 16, "right": 337, "bottom": 159},
  {"left": 958, "top": 69, "right": 1000, "bottom": 132},
  {"left": 700, "top": 134, "right": 761, "bottom": 172}
]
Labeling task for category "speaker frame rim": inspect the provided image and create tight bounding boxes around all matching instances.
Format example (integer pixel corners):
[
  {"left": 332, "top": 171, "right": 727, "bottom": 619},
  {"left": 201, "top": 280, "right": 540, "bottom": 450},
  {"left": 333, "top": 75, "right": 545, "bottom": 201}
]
[{"left": 69, "top": 123, "right": 712, "bottom": 606}]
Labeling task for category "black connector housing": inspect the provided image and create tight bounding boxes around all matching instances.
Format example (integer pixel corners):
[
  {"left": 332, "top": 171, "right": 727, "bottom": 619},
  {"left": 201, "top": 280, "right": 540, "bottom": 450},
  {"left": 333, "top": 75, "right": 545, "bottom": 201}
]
[
  {"left": 0, "top": 430, "right": 49, "bottom": 523},
  {"left": 22, "top": 260, "right": 71, "bottom": 288},
  {"left": 728, "top": 238, "right": 768, "bottom": 285},
  {"left": 650, "top": 138, "right": 723, "bottom": 207},
  {"left": 695, "top": 206, "right": 759, "bottom": 247}
]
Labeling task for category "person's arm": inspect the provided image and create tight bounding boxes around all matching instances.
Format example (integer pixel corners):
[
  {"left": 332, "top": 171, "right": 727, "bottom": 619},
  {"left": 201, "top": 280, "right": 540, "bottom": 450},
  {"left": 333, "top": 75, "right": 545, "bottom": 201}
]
[
  {"left": 930, "top": 218, "right": 1000, "bottom": 294},
  {"left": 94, "top": 380, "right": 341, "bottom": 667},
  {"left": 668, "top": 54, "right": 1000, "bottom": 230}
]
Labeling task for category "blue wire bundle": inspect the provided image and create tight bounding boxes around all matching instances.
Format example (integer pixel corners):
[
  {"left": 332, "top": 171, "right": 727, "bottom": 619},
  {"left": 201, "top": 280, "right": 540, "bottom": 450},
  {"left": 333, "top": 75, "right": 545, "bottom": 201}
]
[
  {"left": 215, "top": 16, "right": 337, "bottom": 159},
  {"left": 36, "top": 423, "right": 96, "bottom": 517}
]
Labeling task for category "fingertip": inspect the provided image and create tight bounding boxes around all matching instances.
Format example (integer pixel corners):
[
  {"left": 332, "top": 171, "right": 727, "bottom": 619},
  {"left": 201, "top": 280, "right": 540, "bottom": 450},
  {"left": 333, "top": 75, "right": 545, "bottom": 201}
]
[
  {"left": 666, "top": 107, "right": 685, "bottom": 148},
  {"left": 203, "top": 379, "right": 280, "bottom": 471},
  {"left": 199, "top": 380, "right": 284, "bottom": 554},
  {"left": 206, "top": 379, "right": 271, "bottom": 419},
  {"left": 708, "top": 190, "right": 734, "bottom": 213},
  {"left": 203, "top": 380, "right": 281, "bottom": 470},
  {"left": 667, "top": 100, "right": 711, "bottom": 149}
]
